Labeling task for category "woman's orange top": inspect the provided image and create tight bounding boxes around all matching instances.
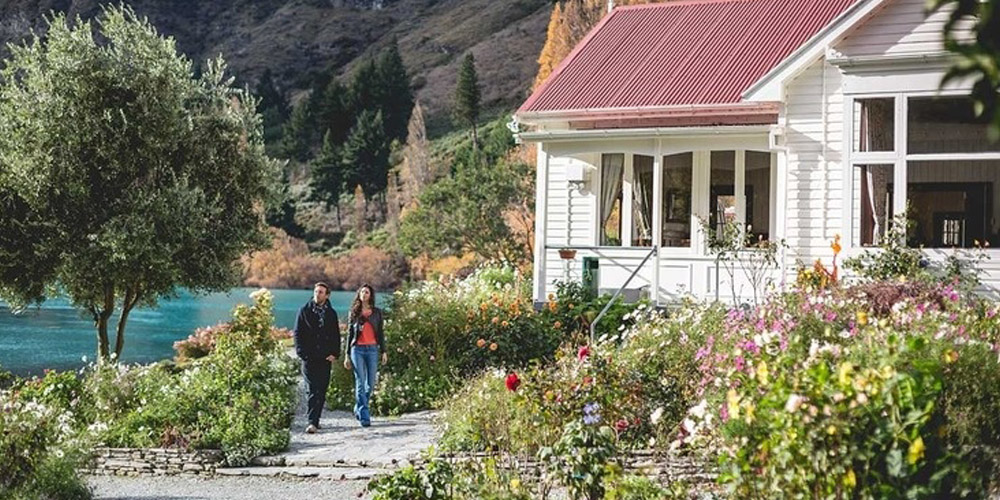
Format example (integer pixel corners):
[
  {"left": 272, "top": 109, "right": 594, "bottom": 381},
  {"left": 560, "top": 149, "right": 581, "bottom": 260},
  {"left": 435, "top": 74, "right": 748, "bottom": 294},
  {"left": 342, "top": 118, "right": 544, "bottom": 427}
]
[{"left": 357, "top": 309, "right": 377, "bottom": 345}]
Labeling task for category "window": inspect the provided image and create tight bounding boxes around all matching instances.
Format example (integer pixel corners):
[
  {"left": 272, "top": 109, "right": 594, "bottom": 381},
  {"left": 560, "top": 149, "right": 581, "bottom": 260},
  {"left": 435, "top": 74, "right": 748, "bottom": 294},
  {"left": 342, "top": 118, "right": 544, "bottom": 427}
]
[
  {"left": 853, "top": 98, "right": 894, "bottom": 152},
  {"left": 849, "top": 94, "right": 1000, "bottom": 249},
  {"left": 908, "top": 97, "right": 1000, "bottom": 154},
  {"left": 851, "top": 164, "right": 893, "bottom": 247},
  {"left": 745, "top": 151, "right": 771, "bottom": 243},
  {"left": 710, "top": 151, "right": 737, "bottom": 242},
  {"left": 632, "top": 155, "right": 654, "bottom": 246},
  {"left": 662, "top": 153, "right": 692, "bottom": 248},
  {"left": 906, "top": 160, "right": 999, "bottom": 248},
  {"left": 600, "top": 154, "right": 624, "bottom": 246}
]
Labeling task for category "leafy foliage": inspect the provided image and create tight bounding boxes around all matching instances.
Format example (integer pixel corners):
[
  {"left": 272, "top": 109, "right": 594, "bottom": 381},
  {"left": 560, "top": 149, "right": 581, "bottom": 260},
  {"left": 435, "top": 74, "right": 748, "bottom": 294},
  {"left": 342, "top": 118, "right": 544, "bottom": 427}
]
[
  {"left": 930, "top": 0, "right": 1000, "bottom": 139},
  {"left": 0, "top": 6, "right": 280, "bottom": 360}
]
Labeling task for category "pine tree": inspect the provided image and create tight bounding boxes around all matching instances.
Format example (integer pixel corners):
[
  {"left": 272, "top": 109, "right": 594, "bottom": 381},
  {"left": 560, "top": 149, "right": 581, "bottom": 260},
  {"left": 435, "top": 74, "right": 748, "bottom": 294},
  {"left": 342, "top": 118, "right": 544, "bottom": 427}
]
[
  {"left": 341, "top": 109, "right": 389, "bottom": 202},
  {"left": 317, "top": 79, "right": 353, "bottom": 145},
  {"left": 279, "top": 99, "right": 312, "bottom": 162},
  {"left": 310, "top": 130, "right": 345, "bottom": 225},
  {"left": 453, "top": 53, "right": 481, "bottom": 153},
  {"left": 348, "top": 58, "right": 381, "bottom": 119},
  {"left": 255, "top": 69, "right": 290, "bottom": 156},
  {"left": 376, "top": 39, "right": 414, "bottom": 144}
]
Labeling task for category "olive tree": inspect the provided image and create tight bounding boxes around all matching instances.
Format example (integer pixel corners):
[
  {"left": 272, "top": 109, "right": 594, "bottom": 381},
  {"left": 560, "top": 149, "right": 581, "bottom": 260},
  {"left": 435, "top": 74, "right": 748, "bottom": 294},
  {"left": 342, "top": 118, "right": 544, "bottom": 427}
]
[{"left": 0, "top": 6, "right": 281, "bottom": 361}]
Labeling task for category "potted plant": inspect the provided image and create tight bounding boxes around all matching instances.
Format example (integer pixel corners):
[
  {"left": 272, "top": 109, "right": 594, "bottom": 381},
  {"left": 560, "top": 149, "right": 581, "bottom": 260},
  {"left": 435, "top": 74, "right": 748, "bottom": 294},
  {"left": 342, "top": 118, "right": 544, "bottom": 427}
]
[{"left": 558, "top": 248, "right": 577, "bottom": 260}]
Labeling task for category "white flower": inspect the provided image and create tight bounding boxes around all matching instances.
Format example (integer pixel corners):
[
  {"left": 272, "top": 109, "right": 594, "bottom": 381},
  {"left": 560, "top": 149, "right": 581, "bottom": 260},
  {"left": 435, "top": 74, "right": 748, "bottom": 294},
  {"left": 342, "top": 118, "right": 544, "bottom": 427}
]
[
  {"left": 650, "top": 406, "right": 665, "bottom": 425},
  {"left": 689, "top": 399, "right": 708, "bottom": 419},
  {"left": 784, "top": 394, "right": 805, "bottom": 413}
]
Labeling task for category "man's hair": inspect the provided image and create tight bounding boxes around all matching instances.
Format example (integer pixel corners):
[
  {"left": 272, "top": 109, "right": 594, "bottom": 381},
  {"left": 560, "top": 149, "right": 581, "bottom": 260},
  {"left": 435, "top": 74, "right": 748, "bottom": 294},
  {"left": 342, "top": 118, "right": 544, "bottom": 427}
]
[{"left": 314, "top": 282, "right": 330, "bottom": 292}]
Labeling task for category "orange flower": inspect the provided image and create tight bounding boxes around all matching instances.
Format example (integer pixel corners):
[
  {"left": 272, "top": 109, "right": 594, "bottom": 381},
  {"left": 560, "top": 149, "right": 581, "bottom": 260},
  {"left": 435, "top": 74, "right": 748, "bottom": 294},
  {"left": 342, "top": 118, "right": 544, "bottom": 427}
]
[
  {"left": 554, "top": 321, "right": 563, "bottom": 329},
  {"left": 477, "top": 338, "right": 486, "bottom": 348},
  {"left": 568, "top": 303, "right": 575, "bottom": 310},
  {"left": 479, "top": 303, "right": 489, "bottom": 312},
  {"left": 501, "top": 320, "right": 509, "bottom": 327},
  {"left": 489, "top": 342, "right": 498, "bottom": 351},
  {"left": 831, "top": 234, "right": 842, "bottom": 256},
  {"left": 547, "top": 302, "right": 557, "bottom": 312},
  {"left": 491, "top": 316, "right": 500, "bottom": 324},
  {"left": 547, "top": 293, "right": 555, "bottom": 301}
]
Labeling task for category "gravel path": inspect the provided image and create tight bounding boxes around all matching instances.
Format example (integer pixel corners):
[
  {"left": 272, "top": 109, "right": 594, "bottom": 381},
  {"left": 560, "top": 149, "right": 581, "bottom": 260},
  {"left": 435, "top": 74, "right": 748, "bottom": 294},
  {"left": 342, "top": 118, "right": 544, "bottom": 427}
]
[{"left": 88, "top": 475, "right": 369, "bottom": 500}]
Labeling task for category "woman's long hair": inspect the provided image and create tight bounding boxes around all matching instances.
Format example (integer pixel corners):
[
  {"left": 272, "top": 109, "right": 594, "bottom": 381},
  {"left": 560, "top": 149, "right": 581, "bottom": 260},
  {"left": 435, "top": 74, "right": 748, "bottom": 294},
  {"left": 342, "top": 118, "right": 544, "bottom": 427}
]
[{"left": 349, "top": 284, "right": 376, "bottom": 322}]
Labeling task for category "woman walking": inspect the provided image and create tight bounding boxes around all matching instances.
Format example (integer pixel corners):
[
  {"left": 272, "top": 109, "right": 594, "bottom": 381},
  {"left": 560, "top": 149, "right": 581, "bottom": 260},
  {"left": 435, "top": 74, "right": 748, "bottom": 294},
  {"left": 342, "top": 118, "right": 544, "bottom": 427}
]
[{"left": 344, "top": 284, "right": 387, "bottom": 427}]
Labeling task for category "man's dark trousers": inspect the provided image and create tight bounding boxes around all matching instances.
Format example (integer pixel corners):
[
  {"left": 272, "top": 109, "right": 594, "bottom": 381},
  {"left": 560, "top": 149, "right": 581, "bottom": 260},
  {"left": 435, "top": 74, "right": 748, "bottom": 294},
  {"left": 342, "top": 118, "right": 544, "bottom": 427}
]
[{"left": 303, "top": 359, "right": 332, "bottom": 426}]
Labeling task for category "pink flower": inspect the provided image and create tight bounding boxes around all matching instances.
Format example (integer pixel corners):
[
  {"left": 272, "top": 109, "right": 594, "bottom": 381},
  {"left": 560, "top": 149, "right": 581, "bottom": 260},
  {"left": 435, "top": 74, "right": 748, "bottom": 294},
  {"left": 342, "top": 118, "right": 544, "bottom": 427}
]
[
  {"left": 577, "top": 345, "right": 591, "bottom": 361},
  {"left": 615, "top": 419, "right": 629, "bottom": 432}
]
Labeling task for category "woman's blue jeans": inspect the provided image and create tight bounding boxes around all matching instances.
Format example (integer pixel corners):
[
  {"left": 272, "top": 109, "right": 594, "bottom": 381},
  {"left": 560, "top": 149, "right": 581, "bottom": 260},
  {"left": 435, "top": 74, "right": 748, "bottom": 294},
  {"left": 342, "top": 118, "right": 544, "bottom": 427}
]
[{"left": 350, "top": 345, "right": 379, "bottom": 426}]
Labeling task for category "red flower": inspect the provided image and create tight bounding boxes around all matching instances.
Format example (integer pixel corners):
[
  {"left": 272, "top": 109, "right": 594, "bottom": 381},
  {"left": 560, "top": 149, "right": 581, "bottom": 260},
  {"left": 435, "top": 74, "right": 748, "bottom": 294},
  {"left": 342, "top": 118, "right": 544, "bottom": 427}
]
[
  {"left": 615, "top": 419, "right": 629, "bottom": 432},
  {"left": 505, "top": 372, "right": 521, "bottom": 392},
  {"left": 577, "top": 345, "right": 591, "bottom": 361},
  {"left": 583, "top": 376, "right": 593, "bottom": 385}
]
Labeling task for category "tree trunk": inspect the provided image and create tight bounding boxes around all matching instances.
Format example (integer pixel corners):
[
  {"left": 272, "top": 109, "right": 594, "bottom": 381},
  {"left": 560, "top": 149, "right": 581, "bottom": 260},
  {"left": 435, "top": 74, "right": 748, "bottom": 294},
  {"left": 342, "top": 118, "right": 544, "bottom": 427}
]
[
  {"left": 114, "top": 286, "right": 140, "bottom": 359},
  {"left": 94, "top": 286, "right": 115, "bottom": 362}
]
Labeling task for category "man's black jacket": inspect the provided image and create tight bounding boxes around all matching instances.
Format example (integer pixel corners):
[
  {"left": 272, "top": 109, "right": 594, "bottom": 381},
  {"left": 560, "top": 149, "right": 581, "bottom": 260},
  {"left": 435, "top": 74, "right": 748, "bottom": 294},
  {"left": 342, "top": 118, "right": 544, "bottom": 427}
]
[{"left": 294, "top": 300, "right": 341, "bottom": 361}]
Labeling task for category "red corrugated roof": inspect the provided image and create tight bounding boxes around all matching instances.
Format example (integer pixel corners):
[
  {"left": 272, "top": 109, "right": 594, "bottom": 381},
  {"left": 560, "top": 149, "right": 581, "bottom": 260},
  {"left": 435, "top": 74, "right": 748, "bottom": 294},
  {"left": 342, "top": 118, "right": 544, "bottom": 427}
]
[{"left": 519, "top": 0, "right": 858, "bottom": 117}]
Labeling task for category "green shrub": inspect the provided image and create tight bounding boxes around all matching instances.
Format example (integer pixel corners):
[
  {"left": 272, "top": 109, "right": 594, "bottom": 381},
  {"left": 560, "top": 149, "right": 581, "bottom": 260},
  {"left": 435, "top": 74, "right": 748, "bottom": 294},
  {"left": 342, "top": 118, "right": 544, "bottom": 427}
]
[{"left": 540, "top": 417, "right": 620, "bottom": 500}]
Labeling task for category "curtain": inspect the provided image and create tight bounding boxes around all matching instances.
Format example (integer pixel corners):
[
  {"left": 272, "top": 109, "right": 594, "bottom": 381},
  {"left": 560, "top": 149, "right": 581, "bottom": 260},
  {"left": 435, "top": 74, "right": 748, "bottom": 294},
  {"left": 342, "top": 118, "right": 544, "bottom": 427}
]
[
  {"left": 601, "top": 154, "right": 624, "bottom": 245},
  {"left": 632, "top": 156, "right": 653, "bottom": 246}
]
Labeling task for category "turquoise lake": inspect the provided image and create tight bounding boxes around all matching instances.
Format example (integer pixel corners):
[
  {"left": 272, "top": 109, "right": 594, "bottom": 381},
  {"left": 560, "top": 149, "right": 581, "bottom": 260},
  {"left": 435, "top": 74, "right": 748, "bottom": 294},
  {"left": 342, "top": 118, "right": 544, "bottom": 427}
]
[{"left": 0, "top": 288, "right": 385, "bottom": 376}]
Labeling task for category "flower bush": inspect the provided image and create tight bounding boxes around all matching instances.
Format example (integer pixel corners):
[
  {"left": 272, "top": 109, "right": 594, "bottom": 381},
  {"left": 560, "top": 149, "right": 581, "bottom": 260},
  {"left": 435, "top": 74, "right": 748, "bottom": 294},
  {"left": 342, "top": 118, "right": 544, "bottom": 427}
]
[
  {"left": 173, "top": 322, "right": 292, "bottom": 362},
  {"left": 664, "top": 279, "right": 1000, "bottom": 498},
  {"left": 0, "top": 389, "right": 91, "bottom": 499},
  {"left": 327, "top": 265, "right": 643, "bottom": 416},
  {"left": 11, "top": 289, "right": 298, "bottom": 467}
]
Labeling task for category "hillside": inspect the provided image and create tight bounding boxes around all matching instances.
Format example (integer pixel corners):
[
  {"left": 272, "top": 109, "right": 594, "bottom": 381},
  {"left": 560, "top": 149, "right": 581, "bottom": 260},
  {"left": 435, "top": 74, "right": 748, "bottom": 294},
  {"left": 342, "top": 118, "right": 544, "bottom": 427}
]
[{"left": 0, "top": 0, "right": 551, "bottom": 133}]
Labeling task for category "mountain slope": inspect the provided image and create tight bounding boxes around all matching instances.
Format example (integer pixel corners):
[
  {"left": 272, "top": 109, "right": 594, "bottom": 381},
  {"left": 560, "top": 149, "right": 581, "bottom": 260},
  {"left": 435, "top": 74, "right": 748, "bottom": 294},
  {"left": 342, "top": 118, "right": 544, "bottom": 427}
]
[{"left": 0, "top": 0, "right": 551, "bottom": 132}]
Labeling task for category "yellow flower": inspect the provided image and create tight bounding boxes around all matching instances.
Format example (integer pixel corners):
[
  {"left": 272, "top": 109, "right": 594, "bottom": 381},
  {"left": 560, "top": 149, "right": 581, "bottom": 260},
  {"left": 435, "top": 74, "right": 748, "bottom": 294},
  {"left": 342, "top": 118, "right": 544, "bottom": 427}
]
[
  {"left": 756, "top": 361, "right": 769, "bottom": 386},
  {"left": 843, "top": 468, "right": 856, "bottom": 488},
  {"left": 907, "top": 436, "right": 925, "bottom": 464},
  {"left": 943, "top": 349, "right": 959, "bottom": 364},
  {"left": 838, "top": 362, "right": 854, "bottom": 387},
  {"left": 856, "top": 311, "right": 868, "bottom": 326},
  {"left": 510, "top": 478, "right": 521, "bottom": 489},
  {"left": 827, "top": 425, "right": 837, "bottom": 435},
  {"left": 568, "top": 303, "right": 575, "bottom": 310},
  {"left": 744, "top": 403, "right": 755, "bottom": 424},
  {"left": 727, "top": 389, "right": 741, "bottom": 420}
]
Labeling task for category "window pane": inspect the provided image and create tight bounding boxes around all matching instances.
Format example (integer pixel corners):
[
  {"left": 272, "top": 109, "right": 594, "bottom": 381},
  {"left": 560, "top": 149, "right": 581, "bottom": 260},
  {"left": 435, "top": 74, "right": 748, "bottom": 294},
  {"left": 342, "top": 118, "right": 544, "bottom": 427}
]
[
  {"left": 710, "top": 151, "right": 736, "bottom": 242},
  {"left": 600, "top": 154, "right": 624, "bottom": 246},
  {"left": 661, "top": 153, "right": 692, "bottom": 248},
  {"left": 746, "top": 151, "right": 771, "bottom": 243},
  {"left": 853, "top": 98, "right": 895, "bottom": 152},
  {"left": 908, "top": 97, "right": 1000, "bottom": 154},
  {"left": 632, "top": 155, "right": 654, "bottom": 247},
  {"left": 907, "top": 160, "right": 1000, "bottom": 248},
  {"left": 851, "top": 164, "right": 893, "bottom": 247}
]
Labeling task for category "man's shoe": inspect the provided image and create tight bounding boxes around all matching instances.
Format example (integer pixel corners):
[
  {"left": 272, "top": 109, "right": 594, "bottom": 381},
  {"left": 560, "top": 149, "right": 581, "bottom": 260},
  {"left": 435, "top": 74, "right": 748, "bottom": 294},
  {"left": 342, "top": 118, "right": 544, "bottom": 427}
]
[
  {"left": 360, "top": 421, "right": 371, "bottom": 428},
  {"left": 305, "top": 424, "right": 318, "bottom": 434},
  {"left": 315, "top": 422, "right": 322, "bottom": 429}
]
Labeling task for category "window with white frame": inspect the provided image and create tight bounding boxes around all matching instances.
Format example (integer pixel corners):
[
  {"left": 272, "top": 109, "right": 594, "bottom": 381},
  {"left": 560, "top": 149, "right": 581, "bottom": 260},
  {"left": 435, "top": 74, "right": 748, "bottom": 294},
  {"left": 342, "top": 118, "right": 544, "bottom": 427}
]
[
  {"left": 662, "top": 153, "right": 693, "bottom": 248},
  {"left": 849, "top": 94, "right": 1000, "bottom": 249}
]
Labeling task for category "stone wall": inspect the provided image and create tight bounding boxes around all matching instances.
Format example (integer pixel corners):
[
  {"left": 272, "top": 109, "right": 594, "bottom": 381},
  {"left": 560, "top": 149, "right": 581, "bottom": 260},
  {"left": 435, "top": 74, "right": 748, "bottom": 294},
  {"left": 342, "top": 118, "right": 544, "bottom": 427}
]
[{"left": 85, "top": 448, "right": 224, "bottom": 477}]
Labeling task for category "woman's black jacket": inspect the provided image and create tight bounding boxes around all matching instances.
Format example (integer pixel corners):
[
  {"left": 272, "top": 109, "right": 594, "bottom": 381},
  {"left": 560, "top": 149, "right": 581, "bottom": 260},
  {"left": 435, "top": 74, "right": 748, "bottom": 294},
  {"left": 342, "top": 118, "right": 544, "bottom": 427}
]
[{"left": 346, "top": 307, "right": 386, "bottom": 356}]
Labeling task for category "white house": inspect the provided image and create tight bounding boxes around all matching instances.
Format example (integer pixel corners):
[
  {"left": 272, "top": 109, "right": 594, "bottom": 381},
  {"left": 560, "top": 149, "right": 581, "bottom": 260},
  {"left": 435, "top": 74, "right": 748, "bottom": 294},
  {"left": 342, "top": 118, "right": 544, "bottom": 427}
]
[{"left": 515, "top": 0, "right": 1000, "bottom": 306}]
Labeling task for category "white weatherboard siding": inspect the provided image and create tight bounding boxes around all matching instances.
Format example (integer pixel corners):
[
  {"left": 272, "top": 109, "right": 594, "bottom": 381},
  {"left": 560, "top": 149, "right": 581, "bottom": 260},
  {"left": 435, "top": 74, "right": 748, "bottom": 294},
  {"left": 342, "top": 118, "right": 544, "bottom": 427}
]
[
  {"left": 782, "top": 58, "right": 845, "bottom": 273},
  {"left": 836, "top": 0, "right": 967, "bottom": 59},
  {"left": 541, "top": 154, "right": 599, "bottom": 296}
]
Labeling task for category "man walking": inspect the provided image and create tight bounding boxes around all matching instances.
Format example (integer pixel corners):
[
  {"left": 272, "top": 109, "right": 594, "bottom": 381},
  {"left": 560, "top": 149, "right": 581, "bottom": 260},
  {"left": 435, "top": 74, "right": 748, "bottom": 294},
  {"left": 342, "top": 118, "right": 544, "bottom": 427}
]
[{"left": 294, "top": 282, "right": 341, "bottom": 433}]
